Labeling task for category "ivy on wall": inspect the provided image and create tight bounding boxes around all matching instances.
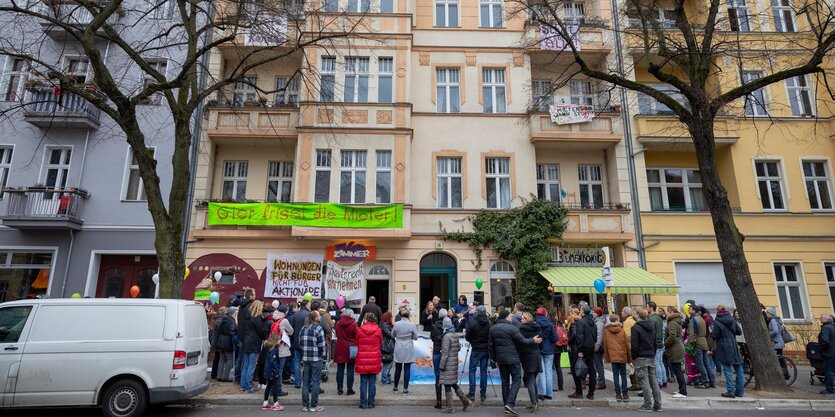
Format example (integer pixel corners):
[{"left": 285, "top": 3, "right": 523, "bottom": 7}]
[{"left": 444, "top": 198, "right": 567, "bottom": 310}]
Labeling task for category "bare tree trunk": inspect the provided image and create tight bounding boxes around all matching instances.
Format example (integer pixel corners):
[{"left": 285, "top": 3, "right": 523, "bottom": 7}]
[{"left": 688, "top": 114, "right": 790, "bottom": 392}]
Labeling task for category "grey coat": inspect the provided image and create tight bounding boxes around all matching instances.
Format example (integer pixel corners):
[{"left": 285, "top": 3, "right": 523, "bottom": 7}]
[
  {"left": 439, "top": 331, "right": 461, "bottom": 385},
  {"left": 392, "top": 319, "right": 418, "bottom": 363},
  {"left": 768, "top": 317, "right": 785, "bottom": 349}
]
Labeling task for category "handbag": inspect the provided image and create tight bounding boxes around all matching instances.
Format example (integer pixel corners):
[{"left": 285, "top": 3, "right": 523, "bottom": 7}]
[
  {"left": 626, "top": 363, "right": 635, "bottom": 376},
  {"left": 575, "top": 356, "right": 588, "bottom": 379},
  {"left": 780, "top": 326, "right": 796, "bottom": 343},
  {"left": 349, "top": 345, "right": 358, "bottom": 360}
]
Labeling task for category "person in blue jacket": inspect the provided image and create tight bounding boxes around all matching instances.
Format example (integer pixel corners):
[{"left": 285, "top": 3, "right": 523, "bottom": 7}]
[{"left": 535, "top": 306, "right": 558, "bottom": 400}]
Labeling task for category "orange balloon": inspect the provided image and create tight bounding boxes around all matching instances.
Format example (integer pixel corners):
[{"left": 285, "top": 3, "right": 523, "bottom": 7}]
[{"left": 130, "top": 285, "right": 140, "bottom": 298}]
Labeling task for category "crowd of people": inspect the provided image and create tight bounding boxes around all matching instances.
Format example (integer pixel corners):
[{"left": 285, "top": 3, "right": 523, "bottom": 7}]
[{"left": 207, "top": 289, "right": 835, "bottom": 413}]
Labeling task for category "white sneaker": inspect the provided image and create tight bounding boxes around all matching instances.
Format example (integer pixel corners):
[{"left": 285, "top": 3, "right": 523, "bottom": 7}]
[
  {"left": 672, "top": 392, "right": 687, "bottom": 398},
  {"left": 260, "top": 384, "right": 267, "bottom": 390}
]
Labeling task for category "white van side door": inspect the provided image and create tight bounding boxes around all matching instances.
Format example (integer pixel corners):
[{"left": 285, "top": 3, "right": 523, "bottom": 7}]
[{"left": 0, "top": 304, "right": 36, "bottom": 406}]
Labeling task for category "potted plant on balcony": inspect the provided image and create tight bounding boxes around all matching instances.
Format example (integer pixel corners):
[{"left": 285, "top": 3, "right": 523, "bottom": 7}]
[
  {"left": 242, "top": 99, "right": 259, "bottom": 107},
  {"left": 84, "top": 81, "right": 97, "bottom": 92},
  {"left": 258, "top": 96, "right": 268, "bottom": 106},
  {"left": 24, "top": 78, "right": 44, "bottom": 90}
]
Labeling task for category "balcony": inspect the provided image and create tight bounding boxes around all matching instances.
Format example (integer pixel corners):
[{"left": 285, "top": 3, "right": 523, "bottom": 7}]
[
  {"left": 39, "top": 2, "right": 124, "bottom": 41},
  {"left": 300, "top": 102, "right": 411, "bottom": 131},
  {"left": 205, "top": 104, "right": 299, "bottom": 140},
  {"left": 530, "top": 112, "right": 623, "bottom": 148},
  {"left": 558, "top": 202, "right": 634, "bottom": 244},
  {"left": 0, "top": 187, "right": 89, "bottom": 230},
  {"left": 633, "top": 115, "right": 739, "bottom": 151},
  {"left": 23, "top": 87, "right": 101, "bottom": 129},
  {"left": 525, "top": 21, "right": 613, "bottom": 56}
]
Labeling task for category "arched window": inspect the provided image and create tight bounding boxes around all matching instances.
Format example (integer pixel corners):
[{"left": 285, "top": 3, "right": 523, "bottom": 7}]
[
  {"left": 368, "top": 264, "right": 391, "bottom": 278},
  {"left": 490, "top": 260, "right": 515, "bottom": 273},
  {"left": 489, "top": 260, "right": 515, "bottom": 309},
  {"left": 419, "top": 252, "right": 456, "bottom": 268}
]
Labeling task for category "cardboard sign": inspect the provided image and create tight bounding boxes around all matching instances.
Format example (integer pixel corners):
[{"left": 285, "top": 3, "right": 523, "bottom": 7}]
[
  {"left": 324, "top": 261, "right": 366, "bottom": 301},
  {"left": 264, "top": 253, "right": 324, "bottom": 299},
  {"left": 207, "top": 202, "right": 403, "bottom": 229}
]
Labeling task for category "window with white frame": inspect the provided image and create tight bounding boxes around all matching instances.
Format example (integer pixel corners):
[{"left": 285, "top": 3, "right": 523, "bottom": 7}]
[
  {"left": 221, "top": 161, "right": 248, "bottom": 202},
  {"left": 375, "top": 150, "right": 392, "bottom": 204},
  {"left": 348, "top": 0, "right": 370, "bottom": 12},
  {"left": 436, "top": 68, "right": 460, "bottom": 113},
  {"left": 741, "top": 71, "right": 767, "bottom": 116},
  {"left": 0, "top": 146, "right": 12, "bottom": 199},
  {"left": 564, "top": 2, "right": 585, "bottom": 23},
  {"left": 124, "top": 148, "right": 155, "bottom": 201},
  {"left": 151, "top": 0, "right": 176, "bottom": 19},
  {"left": 482, "top": 68, "right": 506, "bottom": 114},
  {"left": 531, "top": 80, "right": 552, "bottom": 111},
  {"left": 727, "top": 0, "right": 750, "bottom": 32},
  {"left": 774, "top": 263, "right": 807, "bottom": 320},
  {"left": 378, "top": 57, "right": 393, "bottom": 104},
  {"left": 43, "top": 147, "right": 72, "bottom": 192},
  {"left": 340, "top": 151, "right": 367, "bottom": 204},
  {"left": 786, "top": 76, "right": 813, "bottom": 116},
  {"left": 65, "top": 56, "right": 89, "bottom": 85},
  {"left": 267, "top": 161, "right": 293, "bottom": 202},
  {"left": 579, "top": 164, "right": 603, "bottom": 209},
  {"left": 802, "top": 161, "right": 832, "bottom": 210},
  {"left": 772, "top": 0, "right": 796, "bottom": 32},
  {"left": 826, "top": 263, "right": 835, "bottom": 312},
  {"left": 381, "top": 0, "right": 394, "bottom": 13},
  {"left": 536, "top": 164, "right": 560, "bottom": 203},
  {"left": 437, "top": 156, "right": 462, "bottom": 208},
  {"left": 490, "top": 260, "right": 516, "bottom": 309},
  {"left": 141, "top": 59, "right": 167, "bottom": 105},
  {"left": 569, "top": 80, "right": 593, "bottom": 106},
  {"left": 344, "top": 57, "right": 369, "bottom": 103},
  {"left": 232, "top": 76, "right": 257, "bottom": 106},
  {"left": 755, "top": 161, "right": 785, "bottom": 210},
  {"left": 486, "top": 157, "right": 511, "bottom": 209},
  {"left": 2, "top": 58, "right": 28, "bottom": 102},
  {"left": 435, "top": 0, "right": 459, "bottom": 27},
  {"left": 480, "top": 0, "right": 503, "bottom": 28},
  {"left": 320, "top": 56, "right": 336, "bottom": 102},
  {"left": 314, "top": 149, "right": 332, "bottom": 203},
  {"left": 274, "top": 76, "right": 298, "bottom": 106},
  {"left": 647, "top": 168, "right": 707, "bottom": 212}
]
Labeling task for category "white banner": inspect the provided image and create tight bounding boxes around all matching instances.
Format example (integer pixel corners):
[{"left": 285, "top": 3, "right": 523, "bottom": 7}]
[
  {"left": 549, "top": 104, "right": 594, "bottom": 125},
  {"left": 243, "top": 14, "right": 288, "bottom": 47},
  {"left": 325, "top": 260, "right": 365, "bottom": 301},
  {"left": 265, "top": 253, "right": 324, "bottom": 299},
  {"left": 540, "top": 23, "right": 580, "bottom": 51}
]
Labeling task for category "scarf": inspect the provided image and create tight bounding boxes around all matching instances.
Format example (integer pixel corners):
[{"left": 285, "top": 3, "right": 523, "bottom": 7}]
[{"left": 690, "top": 312, "right": 699, "bottom": 335}]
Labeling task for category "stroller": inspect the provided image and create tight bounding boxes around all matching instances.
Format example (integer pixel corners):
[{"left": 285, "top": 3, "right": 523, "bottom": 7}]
[{"left": 806, "top": 342, "right": 826, "bottom": 385}]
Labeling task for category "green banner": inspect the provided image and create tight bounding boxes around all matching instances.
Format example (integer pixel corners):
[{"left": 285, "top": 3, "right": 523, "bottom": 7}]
[
  {"left": 206, "top": 202, "right": 403, "bottom": 229},
  {"left": 194, "top": 290, "right": 211, "bottom": 300}
]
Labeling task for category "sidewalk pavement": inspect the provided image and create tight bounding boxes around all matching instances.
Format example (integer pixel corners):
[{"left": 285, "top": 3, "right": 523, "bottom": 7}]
[{"left": 188, "top": 364, "right": 835, "bottom": 411}]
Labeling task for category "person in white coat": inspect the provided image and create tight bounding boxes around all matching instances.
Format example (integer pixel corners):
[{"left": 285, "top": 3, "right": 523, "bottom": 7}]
[{"left": 392, "top": 307, "right": 419, "bottom": 394}]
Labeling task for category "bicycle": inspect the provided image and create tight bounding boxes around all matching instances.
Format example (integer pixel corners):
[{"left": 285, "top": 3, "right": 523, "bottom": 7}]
[{"left": 742, "top": 348, "right": 797, "bottom": 387}]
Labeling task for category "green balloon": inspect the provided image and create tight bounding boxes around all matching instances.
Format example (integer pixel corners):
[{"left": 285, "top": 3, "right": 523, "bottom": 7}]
[
  {"left": 475, "top": 278, "right": 483, "bottom": 290},
  {"left": 71, "top": 293, "right": 82, "bottom": 298},
  {"left": 303, "top": 292, "right": 313, "bottom": 301}
]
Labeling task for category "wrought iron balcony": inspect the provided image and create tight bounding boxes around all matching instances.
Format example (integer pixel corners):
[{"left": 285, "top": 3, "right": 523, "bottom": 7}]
[
  {"left": 23, "top": 87, "right": 101, "bottom": 129},
  {"left": 1, "top": 187, "right": 90, "bottom": 230}
]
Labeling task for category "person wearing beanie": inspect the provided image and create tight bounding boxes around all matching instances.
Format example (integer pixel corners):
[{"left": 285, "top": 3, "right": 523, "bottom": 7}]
[
  {"left": 430, "top": 308, "right": 450, "bottom": 408},
  {"left": 592, "top": 307, "right": 607, "bottom": 390},
  {"left": 465, "top": 304, "right": 491, "bottom": 403},
  {"left": 687, "top": 304, "right": 713, "bottom": 388},
  {"left": 535, "top": 307, "right": 558, "bottom": 400},
  {"left": 489, "top": 308, "right": 543, "bottom": 416},
  {"left": 440, "top": 316, "right": 471, "bottom": 413},
  {"left": 766, "top": 307, "right": 790, "bottom": 379}
]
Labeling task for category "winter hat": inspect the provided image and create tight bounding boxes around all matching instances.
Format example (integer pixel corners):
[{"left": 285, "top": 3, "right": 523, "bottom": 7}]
[
  {"left": 498, "top": 310, "right": 511, "bottom": 320},
  {"left": 476, "top": 305, "right": 487, "bottom": 315},
  {"left": 767, "top": 307, "right": 777, "bottom": 316},
  {"left": 536, "top": 307, "right": 547, "bottom": 317}
]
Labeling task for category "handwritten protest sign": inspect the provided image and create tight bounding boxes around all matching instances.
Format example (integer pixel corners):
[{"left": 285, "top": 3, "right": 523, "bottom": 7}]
[
  {"left": 325, "top": 261, "right": 365, "bottom": 301},
  {"left": 264, "top": 253, "right": 324, "bottom": 298}
]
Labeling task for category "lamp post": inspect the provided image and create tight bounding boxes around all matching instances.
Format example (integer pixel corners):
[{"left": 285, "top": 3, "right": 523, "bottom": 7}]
[{"left": 602, "top": 247, "right": 614, "bottom": 313}]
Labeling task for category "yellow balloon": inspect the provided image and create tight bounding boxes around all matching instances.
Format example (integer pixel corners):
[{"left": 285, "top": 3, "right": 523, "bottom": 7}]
[
  {"left": 184, "top": 267, "right": 190, "bottom": 281},
  {"left": 683, "top": 304, "right": 690, "bottom": 316}
]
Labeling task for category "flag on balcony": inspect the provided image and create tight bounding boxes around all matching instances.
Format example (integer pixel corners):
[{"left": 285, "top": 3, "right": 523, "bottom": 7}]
[
  {"left": 541, "top": 23, "right": 580, "bottom": 51},
  {"left": 549, "top": 103, "right": 594, "bottom": 124}
]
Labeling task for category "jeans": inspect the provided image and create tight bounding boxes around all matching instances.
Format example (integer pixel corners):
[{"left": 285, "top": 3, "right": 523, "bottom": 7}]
[
  {"left": 722, "top": 362, "right": 745, "bottom": 397},
  {"left": 694, "top": 346, "right": 715, "bottom": 385},
  {"left": 433, "top": 354, "right": 442, "bottom": 382},
  {"left": 611, "top": 363, "right": 627, "bottom": 396},
  {"left": 337, "top": 362, "right": 355, "bottom": 392},
  {"left": 523, "top": 370, "right": 538, "bottom": 405},
  {"left": 292, "top": 349, "right": 303, "bottom": 388},
  {"left": 468, "top": 350, "right": 489, "bottom": 398},
  {"left": 670, "top": 362, "right": 687, "bottom": 396},
  {"left": 302, "top": 360, "right": 323, "bottom": 408},
  {"left": 635, "top": 357, "right": 661, "bottom": 408},
  {"left": 381, "top": 361, "right": 393, "bottom": 384},
  {"left": 824, "top": 356, "right": 835, "bottom": 393},
  {"left": 360, "top": 374, "right": 377, "bottom": 407},
  {"left": 498, "top": 363, "right": 522, "bottom": 407},
  {"left": 394, "top": 362, "right": 412, "bottom": 389},
  {"left": 654, "top": 348, "right": 667, "bottom": 385},
  {"left": 275, "top": 357, "right": 286, "bottom": 393},
  {"left": 240, "top": 352, "right": 258, "bottom": 392},
  {"left": 572, "top": 352, "right": 595, "bottom": 396},
  {"left": 554, "top": 350, "right": 564, "bottom": 390},
  {"left": 234, "top": 341, "right": 244, "bottom": 382},
  {"left": 217, "top": 350, "right": 234, "bottom": 381},
  {"left": 594, "top": 351, "right": 605, "bottom": 385},
  {"left": 537, "top": 354, "right": 554, "bottom": 396}
]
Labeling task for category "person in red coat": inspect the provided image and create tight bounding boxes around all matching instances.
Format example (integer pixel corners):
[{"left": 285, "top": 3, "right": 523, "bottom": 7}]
[
  {"left": 334, "top": 309, "right": 358, "bottom": 395},
  {"left": 355, "top": 312, "right": 383, "bottom": 409}
]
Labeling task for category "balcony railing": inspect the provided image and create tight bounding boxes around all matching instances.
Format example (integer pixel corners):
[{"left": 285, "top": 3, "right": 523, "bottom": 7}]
[
  {"left": 24, "top": 87, "right": 102, "bottom": 129},
  {"left": 556, "top": 201, "right": 631, "bottom": 211},
  {"left": 1, "top": 187, "right": 90, "bottom": 230},
  {"left": 650, "top": 206, "right": 741, "bottom": 214},
  {"left": 38, "top": 2, "right": 124, "bottom": 40}
]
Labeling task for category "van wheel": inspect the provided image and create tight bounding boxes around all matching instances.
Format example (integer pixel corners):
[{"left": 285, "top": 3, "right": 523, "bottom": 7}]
[{"left": 102, "top": 379, "right": 147, "bottom": 417}]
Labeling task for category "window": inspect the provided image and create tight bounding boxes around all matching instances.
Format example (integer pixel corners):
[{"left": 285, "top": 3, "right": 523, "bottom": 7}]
[
  {"left": 578, "top": 164, "right": 603, "bottom": 209},
  {"left": 802, "top": 161, "right": 832, "bottom": 210},
  {"left": 348, "top": 0, "right": 370, "bottom": 12},
  {"left": 637, "top": 84, "right": 689, "bottom": 115},
  {"left": 826, "top": 263, "right": 835, "bottom": 312},
  {"left": 0, "top": 251, "right": 53, "bottom": 303},
  {"left": 152, "top": 0, "right": 176, "bottom": 19},
  {"left": 65, "top": 57, "right": 89, "bottom": 85},
  {"left": 564, "top": 2, "right": 585, "bottom": 23},
  {"left": 320, "top": 56, "right": 336, "bottom": 102},
  {"left": 569, "top": 80, "right": 593, "bottom": 106},
  {"left": 741, "top": 71, "right": 767, "bottom": 116},
  {"left": 755, "top": 161, "right": 785, "bottom": 210},
  {"left": 786, "top": 76, "right": 813, "bottom": 117},
  {"left": 772, "top": 0, "right": 796, "bottom": 32},
  {"left": 482, "top": 68, "right": 506, "bottom": 114},
  {"left": 340, "top": 151, "right": 367, "bottom": 204},
  {"left": 536, "top": 164, "right": 560, "bottom": 203},
  {"left": 727, "top": 0, "right": 750, "bottom": 32},
  {"left": 378, "top": 57, "right": 393, "bottom": 104},
  {"left": 266, "top": 161, "right": 293, "bottom": 202},
  {"left": 0, "top": 306, "right": 32, "bottom": 341},
  {"left": 323, "top": 0, "right": 338, "bottom": 12},
  {"left": 43, "top": 148, "right": 72, "bottom": 192},
  {"left": 531, "top": 80, "right": 552, "bottom": 111},
  {"left": 486, "top": 157, "right": 511, "bottom": 209},
  {"left": 381, "top": 0, "right": 394, "bottom": 13},
  {"left": 480, "top": 0, "right": 503, "bottom": 28},
  {"left": 436, "top": 68, "right": 460, "bottom": 113},
  {"left": 774, "top": 263, "right": 807, "bottom": 320},
  {"left": 437, "top": 157, "right": 462, "bottom": 208},
  {"left": 435, "top": 0, "right": 459, "bottom": 27},
  {"left": 141, "top": 59, "right": 167, "bottom": 105},
  {"left": 221, "top": 161, "right": 248, "bottom": 202},
  {"left": 274, "top": 76, "right": 298, "bottom": 107},
  {"left": 232, "top": 76, "right": 257, "bottom": 106},
  {"left": 647, "top": 168, "right": 706, "bottom": 212},
  {"left": 124, "top": 148, "right": 155, "bottom": 201},
  {"left": 375, "top": 150, "right": 392, "bottom": 204},
  {"left": 490, "top": 260, "right": 516, "bottom": 310},
  {"left": 0, "top": 146, "right": 11, "bottom": 199},
  {"left": 344, "top": 57, "right": 369, "bottom": 103},
  {"left": 314, "top": 150, "right": 332, "bottom": 203},
  {"left": 2, "top": 58, "right": 28, "bottom": 102}
]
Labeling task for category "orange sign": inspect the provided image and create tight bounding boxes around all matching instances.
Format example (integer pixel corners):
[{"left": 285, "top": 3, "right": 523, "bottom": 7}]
[{"left": 326, "top": 242, "right": 376, "bottom": 263}]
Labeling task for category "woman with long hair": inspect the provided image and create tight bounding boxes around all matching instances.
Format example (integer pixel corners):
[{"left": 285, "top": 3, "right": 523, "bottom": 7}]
[
  {"left": 380, "top": 311, "right": 396, "bottom": 384},
  {"left": 334, "top": 308, "right": 358, "bottom": 395},
  {"left": 519, "top": 312, "right": 542, "bottom": 413},
  {"left": 241, "top": 300, "right": 267, "bottom": 394}
]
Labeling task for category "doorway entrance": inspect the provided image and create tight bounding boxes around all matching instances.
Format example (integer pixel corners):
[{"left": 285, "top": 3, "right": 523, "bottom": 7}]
[
  {"left": 96, "top": 255, "right": 158, "bottom": 298},
  {"left": 419, "top": 252, "right": 457, "bottom": 311},
  {"left": 365, "top": 262, "right": 392, "bottom": 313}
]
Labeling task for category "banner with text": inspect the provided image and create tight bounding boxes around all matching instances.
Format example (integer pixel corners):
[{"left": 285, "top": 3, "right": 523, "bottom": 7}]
[
  {"left": 207, "top": 202, "right": 403, "bottom": 229},
  {"left": 540, "top": 22, "right": 580, "bottom": 51},
  {"left": 325, "top": 261, "right": 365, "bottom": 301},
  {"left": 265, "top": 253, "right": 324, "bottom": 299},
  {"left": 549, "top": 103, "right": 594, "bottom": 125}
]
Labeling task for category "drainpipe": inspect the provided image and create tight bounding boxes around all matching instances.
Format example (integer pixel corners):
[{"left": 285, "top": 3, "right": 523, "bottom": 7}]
[
  {"left": 60, "top": 229, "right": 75, "bottom": 298},
  {"left": 181, "top": 2, "right": 215, "bottom": 254},
  {"left": 609, "top": 0, "right": 646, "bottom": 269},
  {"left": 77, "top": 129, "right": 90, "bottom": 188}
]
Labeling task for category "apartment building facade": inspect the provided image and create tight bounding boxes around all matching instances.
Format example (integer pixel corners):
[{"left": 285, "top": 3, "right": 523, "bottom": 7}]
[{"left": 0, "top": 3, "right": 178, "bottom": 301}]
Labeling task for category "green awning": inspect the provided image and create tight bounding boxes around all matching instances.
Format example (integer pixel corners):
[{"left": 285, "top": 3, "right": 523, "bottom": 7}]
[{"left": 539, "top": 267, "right": 679, "bottom": 295}]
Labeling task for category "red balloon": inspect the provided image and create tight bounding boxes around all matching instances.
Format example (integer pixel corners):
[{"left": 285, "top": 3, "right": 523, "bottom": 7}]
[{"left": 130, "top": 285, "right": 140, "bottom": 298}]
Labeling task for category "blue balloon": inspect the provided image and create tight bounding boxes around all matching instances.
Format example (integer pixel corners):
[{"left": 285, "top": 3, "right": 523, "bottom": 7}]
[
  {"left": 593, "top": 279, "right": 606, "bottom": 294},
  {"left": 209, "top": 291, "right": 220, "bottom": 305}
]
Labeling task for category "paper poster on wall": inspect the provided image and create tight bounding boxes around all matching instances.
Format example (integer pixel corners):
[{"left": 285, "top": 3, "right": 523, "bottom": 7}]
[
  {"left": 325, "top": 260, "right": 365, "bottom": 301},
  {"left": 395, "top": 297, "right": 416, "bottom": 313},
  {"left": 264, "top": 253, "right": 324, "bottom": 299}
]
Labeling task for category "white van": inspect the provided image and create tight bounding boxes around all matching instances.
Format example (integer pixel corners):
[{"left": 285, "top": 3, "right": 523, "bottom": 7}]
[{"left": 0, "top": 299, "right": 210, "bottom": 417}]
